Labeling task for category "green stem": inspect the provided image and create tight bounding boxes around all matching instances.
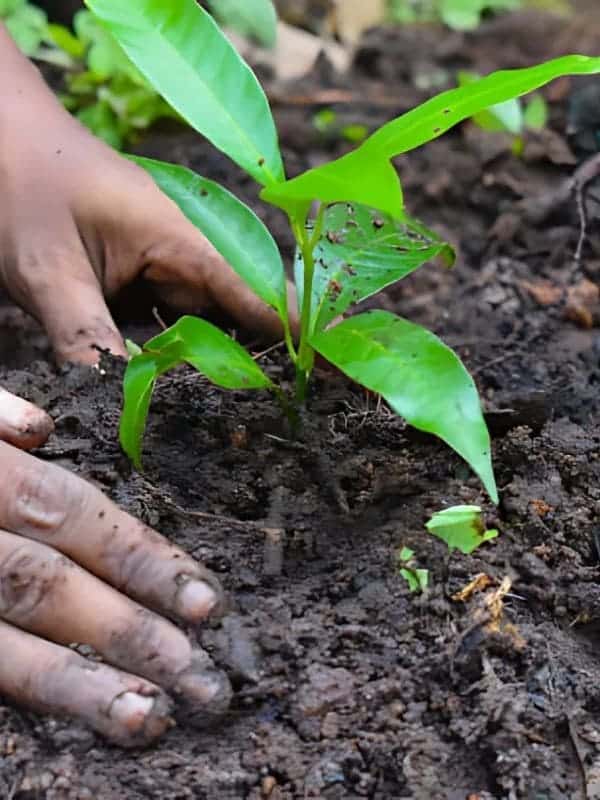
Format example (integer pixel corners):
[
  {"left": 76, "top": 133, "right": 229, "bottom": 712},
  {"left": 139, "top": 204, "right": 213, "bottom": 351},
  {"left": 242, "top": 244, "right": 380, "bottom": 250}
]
[{"left": 293, "top": 204, "right": 324, "bottom": 403}]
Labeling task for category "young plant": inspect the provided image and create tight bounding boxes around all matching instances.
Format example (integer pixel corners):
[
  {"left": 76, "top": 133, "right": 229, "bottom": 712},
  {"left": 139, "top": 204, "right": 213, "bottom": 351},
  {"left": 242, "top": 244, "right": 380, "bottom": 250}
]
[
  {"left": 459, "top": 71, "right": 548, "bottom": 154},
  {"left": 397, "top": 547, "right": 429, "bottom": 593},
  {"left": 426, "top": 505, "right": 498, "bottom": 554},
  {"left": 83, "top": 0, "right": 600, "bottom": 504}
]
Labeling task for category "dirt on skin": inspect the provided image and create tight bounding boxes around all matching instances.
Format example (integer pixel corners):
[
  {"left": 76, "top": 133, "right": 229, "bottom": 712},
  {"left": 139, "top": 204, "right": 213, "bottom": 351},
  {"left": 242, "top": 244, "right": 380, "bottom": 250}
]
[{"left": 3, "top": 6, "right": 600, "bottom": 799}]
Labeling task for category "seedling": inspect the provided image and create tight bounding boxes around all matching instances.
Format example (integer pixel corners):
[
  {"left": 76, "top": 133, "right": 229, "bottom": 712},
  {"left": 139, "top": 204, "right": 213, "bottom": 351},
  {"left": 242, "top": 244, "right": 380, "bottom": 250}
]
[
  {"left": 459, "top": 71, "right": 548, "bottom": 154},
  {"left": 426, "top": 505, "right": 498, "bottom": 554},
  {"left": 387, "top": 0, "right": 569, "bottom": 29},
  {"left": 84, "top": 0, "right": 600, "bottom": 504},
  {"left": 397, "top": 547, "right": 429, "bottom": 593}
]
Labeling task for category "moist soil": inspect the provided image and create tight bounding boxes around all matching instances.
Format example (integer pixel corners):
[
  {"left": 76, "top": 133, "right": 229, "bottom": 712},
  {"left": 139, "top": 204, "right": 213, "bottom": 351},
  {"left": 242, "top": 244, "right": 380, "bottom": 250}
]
[{"left": 3, "top": 7, "right": 600, "bottom": 799}]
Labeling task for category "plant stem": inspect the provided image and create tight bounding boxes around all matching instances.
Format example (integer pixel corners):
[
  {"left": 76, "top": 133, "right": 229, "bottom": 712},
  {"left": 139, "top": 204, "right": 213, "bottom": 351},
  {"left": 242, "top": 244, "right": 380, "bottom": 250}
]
[{"left": 294, "top": 204, "right": 324, "bottom": 403}]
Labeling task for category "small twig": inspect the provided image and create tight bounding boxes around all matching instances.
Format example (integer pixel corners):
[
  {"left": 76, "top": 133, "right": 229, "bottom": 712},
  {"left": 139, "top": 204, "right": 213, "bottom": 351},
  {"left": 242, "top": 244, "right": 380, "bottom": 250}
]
[
  {"left": 152, "top": 306, "right": 168, "bottom": 331},
  {"left": 567, "top": 713, "right": 590, "bottom": 800},
  {"left": 251, "top": 340, "right": 286, "bottom": 361},
  {"left": 574, "top": 178, "right": 589, "bottom": 264}
]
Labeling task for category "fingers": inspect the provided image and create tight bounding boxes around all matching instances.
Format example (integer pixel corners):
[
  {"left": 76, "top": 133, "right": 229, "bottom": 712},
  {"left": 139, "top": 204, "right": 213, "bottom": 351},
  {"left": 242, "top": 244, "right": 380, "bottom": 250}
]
[
  {"left": 0, "top": 619, "right": 173, "bottom": 747},
  {"left": 0, "top": 441, "right": 225, "bottom": 624},
  {"left": 4, "top": 215, "right": 126, "bottom": 364},
  {"left": 0, "top": 388, "right": 53, "bottom": 449},
  {"left": 0, "top": 528, "right": 231, "bottom": 723},
  {"left": 142, "top": 212, "right": 299, "bottom": 340}
]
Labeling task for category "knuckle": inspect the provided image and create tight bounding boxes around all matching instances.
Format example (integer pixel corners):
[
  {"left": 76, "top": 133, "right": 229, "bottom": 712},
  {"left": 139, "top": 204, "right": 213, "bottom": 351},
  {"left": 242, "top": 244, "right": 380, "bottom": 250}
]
[
  {"left": 6, "top": 461, "right": 81, "bottom": 536},
  {"left": 0, "top": 542, "right": 65, "bottom": 621}
]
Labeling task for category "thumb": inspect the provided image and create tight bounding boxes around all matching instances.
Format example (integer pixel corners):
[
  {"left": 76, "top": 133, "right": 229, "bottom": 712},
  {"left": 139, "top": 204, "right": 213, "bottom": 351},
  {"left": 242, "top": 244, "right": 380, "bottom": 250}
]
[
  {"left": 10, "top": 224, "right": 127, "bottom": 365},
  {"left": 0, "top": 388, "right": 54, "bottom": 450}
]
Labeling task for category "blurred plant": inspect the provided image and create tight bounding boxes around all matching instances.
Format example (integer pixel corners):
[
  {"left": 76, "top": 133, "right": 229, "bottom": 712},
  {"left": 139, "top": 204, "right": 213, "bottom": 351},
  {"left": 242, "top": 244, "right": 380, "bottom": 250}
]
[
  {"left": 459, "top": 70, "right": 548, "bottom": 153},
  {"left": 397, "top": 547, "right": 429, "bottom": 592},
  {"left": 387, "top": 0, "right": 569, "bottom": 29},
  {"left": 0, "top": 0, "right": 47, "bottom": 55},
  {"left": 205, "top": 0, "right": 278, "bottom": 48},
  {"left": 1, "top": 1, "right": 278, "bottom": 149},
  {"left": 47, "top": 10, "right": 178, "bottom": 148},
  {"left": 313, "top": 108, "right": 369, "bottom": 144}
]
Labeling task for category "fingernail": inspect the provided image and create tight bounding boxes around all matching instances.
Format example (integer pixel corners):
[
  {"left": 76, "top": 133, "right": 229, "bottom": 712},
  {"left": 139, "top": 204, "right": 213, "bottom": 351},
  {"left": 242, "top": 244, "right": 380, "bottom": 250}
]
[
  {"left": 110, "top": 691, "right": 155, "bottom": 733},
  {"left": 108, "top": 690, "right": 173, "bottom": 746},
  {"left": 175, "top": 661, "right": 233, "bottom": 727},
  {"left": 176, "top": 580, "right": 218, "bottom": 621}
]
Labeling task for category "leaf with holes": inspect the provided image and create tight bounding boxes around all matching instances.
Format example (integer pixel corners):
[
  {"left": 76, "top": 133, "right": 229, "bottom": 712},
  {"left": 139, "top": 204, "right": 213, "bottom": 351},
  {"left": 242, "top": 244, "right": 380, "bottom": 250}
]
[{"left": 295, "top": 204, "right": 454, "bottom": 335}]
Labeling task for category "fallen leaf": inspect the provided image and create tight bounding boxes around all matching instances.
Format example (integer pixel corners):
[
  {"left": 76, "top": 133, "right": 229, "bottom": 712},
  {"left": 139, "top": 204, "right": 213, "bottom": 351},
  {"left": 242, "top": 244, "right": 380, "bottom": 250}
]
[
  {"left": 564, "top": 279, "right": 599, "bottom": 329},
  {"left": 521, "top": 279, "right": 564, "bottom": 307},
  {"left": 452, "top": 573, "right": 494, "bottom": 602},
  {"left": 328, "top": 0, "right": 385, "bottom": 44}
]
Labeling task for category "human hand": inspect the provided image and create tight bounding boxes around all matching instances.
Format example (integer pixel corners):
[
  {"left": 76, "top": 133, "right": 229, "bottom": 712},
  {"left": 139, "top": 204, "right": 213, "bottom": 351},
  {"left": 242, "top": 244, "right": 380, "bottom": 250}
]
[
  {"left": 0, "top": 387, "right": 231, "bottom": 747},
  {"left": 0, "top": 25, "right": 293, "bottom": 364}
]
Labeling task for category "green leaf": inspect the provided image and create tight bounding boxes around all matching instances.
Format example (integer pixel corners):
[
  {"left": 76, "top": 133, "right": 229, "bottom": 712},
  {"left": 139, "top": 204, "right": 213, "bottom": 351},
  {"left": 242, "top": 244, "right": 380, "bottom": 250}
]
[
  {"left": 46, "top": 22, "right": 86, "bottom": 58},
  {"left": 77, "top": 101, "right": 123, "bottom": 148},
  {"left": 206, "top": 0, "right": 277, "bottom": 48},
  {"left": 523, "top": 94, "right": 548, "bottom": 131},
  {"left": 263, "top": 56, "right": 600, "bottom": 218},
  {"left": 295, "top": 204, "right": 453, "bottom": 335},
  {"left": 365, "top": 55, "right": 600, "bottom": 157},
  {"left": 310, "top": 310, "right": 497, "bottom": 502},
  {"left": 425, "top": 505, "right": 499, "bottom": 554},
  {"left": 129, "top": 156, "right": 289, "bottom": 328},
  {"left": 4, "top": 2, "right": 47, "bottom": 55},
  {"left": 120, "top": 315, "right": 273, "bottom": 467},
  {"left": 120, "top": 352, "right": 179, "bottom": 469},
  {"left": 261, "top": 148, "right": 404, "bottom": 220},
  {"left": 397, "top": 547, "right": 429, "bottom": 593},
  {"left": 458, "top": 71, "right": 524, "bottom": 134},
  {"left": 84, "top": 0, "right": 284, "bottom": 185},
  {"left": 145, "top": 316, "right": 274, "bottom": 390}
]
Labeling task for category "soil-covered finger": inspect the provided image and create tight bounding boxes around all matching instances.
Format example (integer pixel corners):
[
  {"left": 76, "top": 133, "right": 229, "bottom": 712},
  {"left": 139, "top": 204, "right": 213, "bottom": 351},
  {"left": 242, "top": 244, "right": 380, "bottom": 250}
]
[
  {"left": 0, "top": 529, "right": 231, "bottom": 722},
  {"left": 0, "top": 441, "right": 226, "bottom": 623},
  {"left": 0, "top": 388, "right": 53, "bottom": 449},
  {"left": 0, "top": 619, "right": 173, "bottom": 747},
  {"left": 2, "top": 214, "right": 126, "bottom": 364}
]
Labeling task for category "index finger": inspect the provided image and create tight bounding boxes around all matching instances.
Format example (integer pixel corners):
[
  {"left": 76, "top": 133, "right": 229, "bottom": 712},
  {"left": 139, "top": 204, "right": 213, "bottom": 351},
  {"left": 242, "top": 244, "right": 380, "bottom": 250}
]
[{"left": 0, "top": 441, "right": 225, "bottom": 625}]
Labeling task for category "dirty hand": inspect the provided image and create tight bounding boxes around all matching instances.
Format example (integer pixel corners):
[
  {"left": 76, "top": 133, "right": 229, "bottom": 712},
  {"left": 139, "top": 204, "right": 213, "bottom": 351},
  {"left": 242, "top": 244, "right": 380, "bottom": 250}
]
[
  {"left": 0, "top": 25, "right": 289, "bottom": 364},
  {"left": 0, "top": 387, "right": 231, "bottom": 746}
]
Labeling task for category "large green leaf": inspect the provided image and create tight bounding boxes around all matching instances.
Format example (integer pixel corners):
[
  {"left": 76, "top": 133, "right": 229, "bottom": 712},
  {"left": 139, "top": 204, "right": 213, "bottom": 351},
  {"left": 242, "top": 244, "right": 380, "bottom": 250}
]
[
  {"left": 262, "top": 55, "right": 600, "bottom": 218},
  {"left": 130, "top": 156, "right": 289, "bottom": 328},
  {"left": 120, "top": 316, "right": 273, "bottom": 467},
  {"left": 295, "top": 204, "right": 454, "bottom": 335},
  {"left": 84, "top": 0, "right": 284, "bottom": 185},
  {"left": 311, "top": 311, "right": 497, "bottom": 502},
  {"left": 261, "top": 149, "right": 404, "bottom": 220},
  {"left": 206, "top": 0, "right": 277, "bottom": 48}
]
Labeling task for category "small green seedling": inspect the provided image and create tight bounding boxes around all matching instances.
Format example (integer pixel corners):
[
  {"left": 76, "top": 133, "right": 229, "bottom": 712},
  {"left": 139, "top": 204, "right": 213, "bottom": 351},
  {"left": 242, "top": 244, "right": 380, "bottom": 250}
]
[
  {"left": 313, "top": 109, "right": 369, "bottom": 145},
  {"left": 426, "top": 505, "right": 498, "bottom": 554},
  {"left": 397, "top": 547, "right": 429, "bottom": 593},
  {"left": 387, "top": 0, "right": 569, "bottom": 29},
  {"left": 83, "top": 0, "right": 600, "bottom": 503},
  {"left": 459, "top": 71, "right": 548, "bottom": 154}
]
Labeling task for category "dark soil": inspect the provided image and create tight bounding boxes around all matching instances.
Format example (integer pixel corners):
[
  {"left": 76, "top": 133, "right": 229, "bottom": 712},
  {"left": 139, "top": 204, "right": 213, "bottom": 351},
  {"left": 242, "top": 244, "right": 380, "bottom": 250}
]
[{"left": 3, "top": 6, "right": 600, "bottom": 799}]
